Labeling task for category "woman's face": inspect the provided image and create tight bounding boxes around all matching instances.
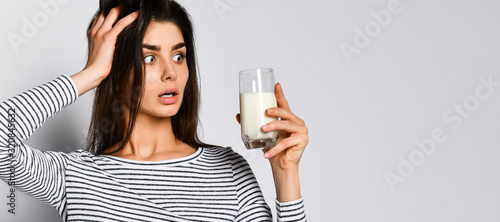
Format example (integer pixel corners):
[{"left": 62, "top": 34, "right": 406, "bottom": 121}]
[{"left": 138, "top": 21, "right": 189, "bottom": 118}]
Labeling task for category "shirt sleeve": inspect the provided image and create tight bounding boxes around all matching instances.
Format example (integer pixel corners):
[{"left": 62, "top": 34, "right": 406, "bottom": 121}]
[
  {"left": 0, "top": 74, "right": 79, "bottom": 212},
  {"left": 276, "top": 197, "right": 307, "bottom": 222}
]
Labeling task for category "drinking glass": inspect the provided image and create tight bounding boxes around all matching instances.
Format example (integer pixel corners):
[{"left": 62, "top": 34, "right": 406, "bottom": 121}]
[{"left": 239, "top": 68, "right": 278, "bottom": 149}]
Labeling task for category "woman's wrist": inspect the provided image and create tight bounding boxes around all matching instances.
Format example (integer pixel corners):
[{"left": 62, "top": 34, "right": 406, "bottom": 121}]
[
  {"left": 271, "top": 165, "right": 301, "bottom": 202},
  {"left": 70, "top": 69, "right": 106, "bottom": 97}
]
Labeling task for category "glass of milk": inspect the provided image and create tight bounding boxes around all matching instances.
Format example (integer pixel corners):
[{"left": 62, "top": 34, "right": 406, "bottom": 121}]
[{"left": 239, "top": 68, "right": 279, "bottom": 149}]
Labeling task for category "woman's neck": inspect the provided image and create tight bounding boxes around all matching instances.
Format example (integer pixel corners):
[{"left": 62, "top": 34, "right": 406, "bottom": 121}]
[{"left": 108, "top": 112, "right": 196, "bottom": 161}]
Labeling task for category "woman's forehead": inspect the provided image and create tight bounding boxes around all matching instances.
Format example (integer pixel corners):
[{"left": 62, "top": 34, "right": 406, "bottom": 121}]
[{"left": 143, "top": 22, "right": 184, "bottom": 48}]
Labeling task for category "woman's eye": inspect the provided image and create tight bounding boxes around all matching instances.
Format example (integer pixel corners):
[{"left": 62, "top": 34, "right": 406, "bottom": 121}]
[
  {"left": 144, "top": 55, "right": 155, "bottom": 64},
  {"left": 172, "top": 54, "right": 184, "bottom": 63}
]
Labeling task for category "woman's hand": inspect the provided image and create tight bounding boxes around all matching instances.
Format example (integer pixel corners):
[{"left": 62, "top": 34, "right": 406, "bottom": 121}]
[
  {"left": 262, "top": 83, "right": 308, "bottom": 171},
  {"left": 236, "top": 83, "right": 309, "bottom": 171},
  {"left": 71, "top": 7, "right": 139, "bottom": 97},
  {"left": 84, "top": 6, "right": 139, "bottom": 79}
]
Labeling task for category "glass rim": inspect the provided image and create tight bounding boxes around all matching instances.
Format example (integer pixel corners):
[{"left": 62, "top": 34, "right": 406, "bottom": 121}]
[{"left": 239, "top": 68, "right": 274, "bottom": 75}]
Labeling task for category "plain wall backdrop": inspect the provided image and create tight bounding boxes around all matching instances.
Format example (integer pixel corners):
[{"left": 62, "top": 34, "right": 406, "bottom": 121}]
[{"left": 1, "top": 0, "right": 500, "bottom": 221}]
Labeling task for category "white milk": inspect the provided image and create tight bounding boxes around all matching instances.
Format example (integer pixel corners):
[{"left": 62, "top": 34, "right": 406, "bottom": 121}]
[{"left": 239, "top": 92, "right": 278, "bottom": 140}]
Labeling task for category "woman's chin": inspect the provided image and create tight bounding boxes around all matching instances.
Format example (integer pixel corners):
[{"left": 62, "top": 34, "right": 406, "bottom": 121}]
[
  {"left": 138, "top": 108, "right": 179, "bottom": 119},
  {"left": 155, "top": 111, "right": 178, "bottom": 118}
]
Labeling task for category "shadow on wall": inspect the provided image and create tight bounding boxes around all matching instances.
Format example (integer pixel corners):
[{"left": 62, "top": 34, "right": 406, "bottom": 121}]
[{"left": 24, "top": 107, "right": 86, "bottom": 154}]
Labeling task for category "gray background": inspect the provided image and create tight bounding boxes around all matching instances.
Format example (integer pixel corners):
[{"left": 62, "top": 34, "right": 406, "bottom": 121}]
[{"left": 1, "top": 0, "right": 500, "bottom": 221}]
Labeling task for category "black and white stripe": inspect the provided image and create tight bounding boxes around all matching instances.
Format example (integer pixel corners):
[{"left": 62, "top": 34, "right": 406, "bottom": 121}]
[{"left": 0, "top": 75, "right": 306, "bottom": 221}]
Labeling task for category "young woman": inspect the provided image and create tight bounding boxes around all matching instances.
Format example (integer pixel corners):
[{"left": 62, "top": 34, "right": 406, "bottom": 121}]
[{"left": 0, "top": 0, "right": 308, "bottom": 221}]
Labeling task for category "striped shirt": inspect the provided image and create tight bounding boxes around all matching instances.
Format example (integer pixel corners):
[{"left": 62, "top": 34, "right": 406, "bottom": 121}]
[{"left": 0, "top": 75, "right": 306, "bottom": 221}]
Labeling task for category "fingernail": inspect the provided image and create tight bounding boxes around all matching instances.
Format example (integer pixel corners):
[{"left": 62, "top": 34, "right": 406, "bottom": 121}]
[
  {"left": 262, "top": 125, "right": 269, "bottom": 130},
  {"left": 264, "top": 152, "right": 271, "bottom": 159}
]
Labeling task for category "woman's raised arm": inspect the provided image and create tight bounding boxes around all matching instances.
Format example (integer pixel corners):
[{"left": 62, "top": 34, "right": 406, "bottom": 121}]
[{"left": 0, "top": 7, "right": 139, "bottom": 216}]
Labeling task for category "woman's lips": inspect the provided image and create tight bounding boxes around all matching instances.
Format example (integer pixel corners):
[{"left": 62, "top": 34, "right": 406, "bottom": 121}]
[
  {"left": 158, "top": 94, "right": 178, "bottom": 105},
  {"left": 157, "top": 88, "right": 179, "bottom": 105},
  {"left": 158, "top": 88, "right": 179, "bottom": 97}
]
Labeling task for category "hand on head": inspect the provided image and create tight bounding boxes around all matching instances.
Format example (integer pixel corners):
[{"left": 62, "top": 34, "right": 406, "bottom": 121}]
[{"left": 84, "top": 6, "right": 139, "bottom": 79}]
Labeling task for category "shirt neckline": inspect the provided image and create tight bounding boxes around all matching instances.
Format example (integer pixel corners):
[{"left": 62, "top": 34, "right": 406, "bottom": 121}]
[{"left": 98, "top": 147, "right": 204, "bottom": 166}]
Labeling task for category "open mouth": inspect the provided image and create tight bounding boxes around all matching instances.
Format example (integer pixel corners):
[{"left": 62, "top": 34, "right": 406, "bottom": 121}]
[
  {"left": 159, "top": 92, "right": 176, "bottom": 98},
  {"left": 158, "top": 88, "right": 179, "bottom": 98}
]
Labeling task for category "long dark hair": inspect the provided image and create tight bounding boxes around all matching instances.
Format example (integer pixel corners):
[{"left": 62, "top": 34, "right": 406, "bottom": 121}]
[{"left": 85, "top": 0, "right": 213, "bottom": 155}]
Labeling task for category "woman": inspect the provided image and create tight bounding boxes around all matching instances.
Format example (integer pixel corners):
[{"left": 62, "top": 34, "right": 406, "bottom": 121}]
[{"left": 0, "top": 0, "right": 308, "bottom": 221}]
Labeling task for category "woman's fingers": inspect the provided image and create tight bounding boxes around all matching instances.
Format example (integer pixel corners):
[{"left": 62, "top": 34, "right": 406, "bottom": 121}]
[
  {"left": 275, "top": 83, "right": 290, "bottom": 111},
  {"left": 264, "top": 136, "right": 306, "bottom": 159},
  {"left": 89, "top": 11, "right": 102, "bottom": 33},
  {"left": 88, "top": 7, "right": 139, "bottom": 41},
  {"left": 261, "top": 117, "right": 308, "bottom": 160},
  {"left": 108, "top": 11, "right": 139, "bottom": 38},
  {"left": 87, "top": 12, "right": 98, "bottom": 39},
  {"left": 236, "top": 113, "right": 241, "bottom": 124},
  {"left": 89, "top": 11, "right": 105, "bottom": 38},
  {"left": 100, "top": 6, "right": 122, "bottom": 31},
  {"left": 262, "top": 119, "right": 306, "bottom": 134},
  {"left": 266, "top": 107, "right": 305, "bottom": 126}
]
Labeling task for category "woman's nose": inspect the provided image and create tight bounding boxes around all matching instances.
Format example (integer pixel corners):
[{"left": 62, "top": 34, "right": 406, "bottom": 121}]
[{"left": 161, "top": 59, "right": 177, "bottom": 81}]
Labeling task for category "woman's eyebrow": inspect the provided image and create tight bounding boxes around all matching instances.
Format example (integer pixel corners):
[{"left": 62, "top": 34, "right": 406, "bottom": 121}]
[
  {"left": 143, "top": 43, "right": 186, "bottom": 51},
  {"left": 172, "top": 42, "right": 186, "bottom": 51},
  {"left": 143, "top": 44, "right": 160, "bottom": 51}
]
